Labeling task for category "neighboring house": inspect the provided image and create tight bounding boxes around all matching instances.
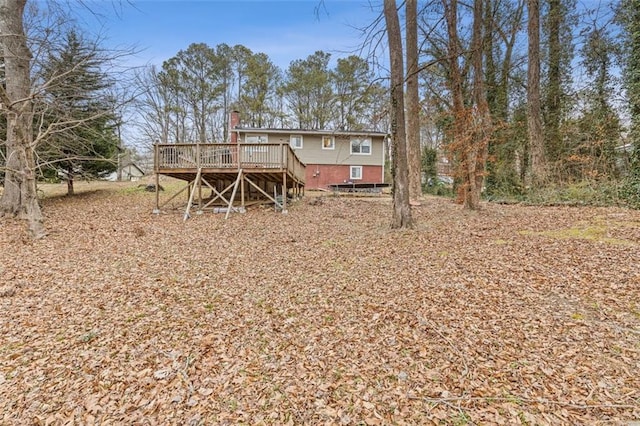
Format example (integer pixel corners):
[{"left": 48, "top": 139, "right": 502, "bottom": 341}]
[
  {"left": 230, "top": 112, "right": 387, "bottom": 190},
  {"left": 121, "top": 162, "right": 145, "bottom": 181},
  {"left": 106, "top": 162, "right": 145, "bottom": 181}
]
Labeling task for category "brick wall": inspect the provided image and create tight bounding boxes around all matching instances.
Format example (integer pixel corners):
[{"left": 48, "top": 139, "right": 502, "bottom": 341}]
[
  {"left": 229, "top": 111, "right": 240, "bottom": 143},
  {"left": 305, "top": 164, "right": 384, "bottom": 190}
]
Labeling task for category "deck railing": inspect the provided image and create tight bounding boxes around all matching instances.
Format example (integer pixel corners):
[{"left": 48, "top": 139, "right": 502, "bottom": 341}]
[{"left": 155, "top": 143, "right": 306, "bottom": 183}]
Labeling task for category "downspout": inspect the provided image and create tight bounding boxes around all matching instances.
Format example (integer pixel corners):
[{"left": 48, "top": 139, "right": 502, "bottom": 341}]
[{"left": 382, "top": 135, "right": 387, "bottom": 183}]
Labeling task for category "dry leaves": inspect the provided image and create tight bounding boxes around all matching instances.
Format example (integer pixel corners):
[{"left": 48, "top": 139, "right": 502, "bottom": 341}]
[{"left": 1, "top": 181, "right": 639, "bottom": 424}]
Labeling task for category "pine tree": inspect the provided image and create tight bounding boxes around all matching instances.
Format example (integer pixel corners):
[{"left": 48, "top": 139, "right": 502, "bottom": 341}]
[
  {"left": 238, "top": 52, "right": 281, "bottom": 128},
  {"left": 283, "top": 51, "right": 333, "bottom": 129},
  {"left": 36, "top": 30, "right": 119, "bottom": 195}
]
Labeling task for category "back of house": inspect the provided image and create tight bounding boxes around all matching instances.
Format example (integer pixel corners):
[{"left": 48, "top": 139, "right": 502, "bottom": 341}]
[{"left": 230, "top": 112, "right": 387, "bottom": 190}]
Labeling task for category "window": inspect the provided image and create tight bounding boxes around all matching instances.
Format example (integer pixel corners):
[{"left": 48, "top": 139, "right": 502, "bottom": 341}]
[
  {"left": 351, "top": 138, "right": 371, "bottom": 155},
  {"left": 290, "top": 135, "right": 303, "bottom": 149},
  {"left": 245, "top": 134, "right": 268, "bottom": 152},
  {"left": 350, "top": 166, "right": 363, "bottom": 180},
  {"left": 322, "top": 136, "right": 335, "bottom": 150},
  {"left": 245, "top": 134, "right": 268, "bottom": 144}
]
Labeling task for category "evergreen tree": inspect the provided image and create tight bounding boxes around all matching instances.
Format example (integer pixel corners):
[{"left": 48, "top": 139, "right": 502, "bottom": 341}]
[
  {"left": 238, "top": 53, "right": 282, "bottom": 128},
  {"left": 160, "top": 43, "right": 224, "bottom": 143},
  {"left": 574, "top": 24, "right": 621, "bottom": 179},
  {"left": 283, "top": 51, "right": 333, "bottom": 129},
  {"left": 331, "top": 55, "right": 374, "bottom": 131},
  {"left": 543, "top": 0, "right": 575, "bottom": 166},
  {"left": 36, "top": 30, "right": 119, "bottom": 195}
]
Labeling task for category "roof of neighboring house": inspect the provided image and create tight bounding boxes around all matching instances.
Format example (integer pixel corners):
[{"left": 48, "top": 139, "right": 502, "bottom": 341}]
[
  {"left": 235, "top": 127, "right": 388, "bottom": 138},
  {"left": 122, "top": 162, "right": 145, "bottom": 176}
]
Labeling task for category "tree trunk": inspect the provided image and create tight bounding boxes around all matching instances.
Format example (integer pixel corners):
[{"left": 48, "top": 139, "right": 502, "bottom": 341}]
[
  {"left": 405, "top": 0, "right": 422, "bottom": 204},
  {"left": 0, "top": 0, "right": 45, "bottom": 238},
  {"left": 443, "top": 0, "right": 471, "bottom": 206},
  {"left": 384, "top": 0, "right": 413, "bottom": 229},
  {"left": 465, "top": 0, "right": 491, "bottom": 210},
  {"left": 527, "top": 0, "right": 546, "bottom": 185},
  {"left": 67, "top": 172, "right": 75, "bottom": 196},
  {"left": 545, "top": 0, "right": 562, "bottom": 165}
]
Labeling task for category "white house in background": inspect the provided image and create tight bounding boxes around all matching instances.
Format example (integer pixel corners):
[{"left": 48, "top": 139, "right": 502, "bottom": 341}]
[{"left": 106, "top": 162, "right": 145, "bottom": 182}]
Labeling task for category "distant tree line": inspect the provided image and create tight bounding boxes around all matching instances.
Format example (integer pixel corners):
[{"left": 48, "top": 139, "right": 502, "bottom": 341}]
[{"left": 134, "top": 45, "right": 389, "bottom": 145}]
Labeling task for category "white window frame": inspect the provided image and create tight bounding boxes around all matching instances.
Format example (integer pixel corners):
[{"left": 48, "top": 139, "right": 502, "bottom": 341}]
[
  {"left": 350, "top": 166, "right": 363, "bottom": 180},
  {"left": 244, "top": 134, "right": 268, "bottom": 153},
  {"left": 322, "top": 135, "right": 335, "bottom": 150},
  {"left": 290, "top": 135, "right": 303, "bottom": 149},
  {"left": 350, "top": 138, "right": 371, "bottom": 155}
]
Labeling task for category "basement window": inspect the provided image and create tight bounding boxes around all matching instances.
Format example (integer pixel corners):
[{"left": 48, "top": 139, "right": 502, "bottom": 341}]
[{"left": 350, "top": 166, "right": 363, "bottom": 180}]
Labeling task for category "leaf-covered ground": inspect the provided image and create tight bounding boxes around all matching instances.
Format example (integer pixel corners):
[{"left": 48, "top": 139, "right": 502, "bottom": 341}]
[{"left": 1, "top": 181, "right": 639, "bottom": 425}]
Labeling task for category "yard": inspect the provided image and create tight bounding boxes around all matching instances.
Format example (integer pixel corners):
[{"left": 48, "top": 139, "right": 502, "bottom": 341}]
[{"left": 1, "top": 180, "right": 639, "bottom": 425}]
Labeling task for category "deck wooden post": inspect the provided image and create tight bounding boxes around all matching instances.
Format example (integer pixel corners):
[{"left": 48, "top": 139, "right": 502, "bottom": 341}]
[
  {"left": 225, "top": 169, "right": 243, "bottom": 220},
  {"left": 184, "top": 168, "right": 202, "bottom": 221},
  {"left": 196, "top": 142, "right": 201, "bottom": 211},
  {"left": 241, "top": 174, "right": 245, "bottom": 208},
  {"left": 282, "top": 172, "right": 287, "bottom": 214},
  {"left": 197, "top": 177, "right": 203, "bottom": 212},
  {"left": 279, "top": 143, "right": 285, "bottom": 171},
  {"left": 155, "top": 172, "right": 160, "bottom": 212},
  {"left": 153, "top": 143, "right": 160, "bottom": 213}
]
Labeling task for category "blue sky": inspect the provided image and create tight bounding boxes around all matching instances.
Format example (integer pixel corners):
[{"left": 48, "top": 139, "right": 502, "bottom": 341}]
[{"left": 78, "top": 1, "right": 384, "bottom": 70}]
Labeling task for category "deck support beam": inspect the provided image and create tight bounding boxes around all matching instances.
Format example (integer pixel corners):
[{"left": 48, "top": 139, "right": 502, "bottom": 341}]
[
  {"left": 224, "top": 169, "right": 244, "bottom": 220},
  {"left": 200, "top": 178, "right": 234, "bottom": 210},
  {"left": 282, "top": 172, "right": 288, "bottom": 214},
  {"left": 245, "top": 176, "right": 282, "bottom": 210},
  {"left": 184, "top": 168, "right": 202, "bottom": 221}
]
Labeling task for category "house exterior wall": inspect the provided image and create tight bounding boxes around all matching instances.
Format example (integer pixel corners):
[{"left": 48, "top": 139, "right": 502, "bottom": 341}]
[
  {"left": 236, "top": 131, "right": 385, "bottom": 167},
  {"left": 290, "top": 134, "right": 384, "bottom": 166},
  {"left": 235, "top": 128, "right": 387, "bottom": 189},
  {"left": 305, "top": 165, "right": 384, "bottom": 189}
]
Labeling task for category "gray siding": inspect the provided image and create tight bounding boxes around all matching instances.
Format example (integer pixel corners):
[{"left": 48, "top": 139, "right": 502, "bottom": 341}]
[{"left": 238, "top": 130, "right": 385, "bottom": 167}]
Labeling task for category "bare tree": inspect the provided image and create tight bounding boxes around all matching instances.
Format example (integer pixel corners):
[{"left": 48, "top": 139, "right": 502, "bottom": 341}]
[
  {"left": 133, "top": 66, "right": 171, "bottom": 146},
  {"left": 465, "top": 0, "right": 491, "bottom": 209},
  {"left": 406, "top": 0, "right": 422, "bottom": 204},
  {"left": 384, "top": 0, "right": 413, "bottom": 228},
  {"left": 442, "top": 0, "right": 469, "bottom": 203},
  {"left": 527, "top": 0, "right": 546, "bottom": 185},
  {"left": 0, "top": 0, "right": 45, "bottom": 238}
]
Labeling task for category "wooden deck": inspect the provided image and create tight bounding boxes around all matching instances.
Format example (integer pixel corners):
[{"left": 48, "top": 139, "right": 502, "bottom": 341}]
[{"left": 153, "top": 143, "right": 306, "bottom": 217}]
